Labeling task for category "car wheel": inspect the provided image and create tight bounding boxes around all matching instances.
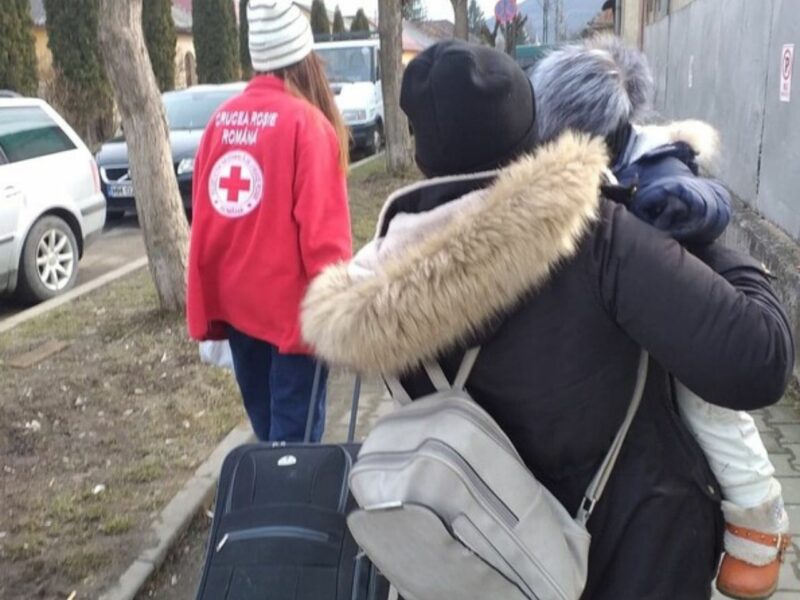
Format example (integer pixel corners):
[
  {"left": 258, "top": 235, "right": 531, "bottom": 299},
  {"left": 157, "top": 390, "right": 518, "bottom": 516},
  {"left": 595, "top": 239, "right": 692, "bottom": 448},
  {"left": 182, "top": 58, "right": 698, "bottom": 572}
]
[
  {"left": 16, "top": 216, "right": 79, "bottom": 304},
  {"left": 370, "top": 122, "right": 384, "bottom": 155}
]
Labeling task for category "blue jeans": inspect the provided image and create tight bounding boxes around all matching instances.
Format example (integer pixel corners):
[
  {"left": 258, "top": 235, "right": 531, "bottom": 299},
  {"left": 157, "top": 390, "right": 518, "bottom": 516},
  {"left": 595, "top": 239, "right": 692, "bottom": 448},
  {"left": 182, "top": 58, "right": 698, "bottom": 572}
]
[{"left": 226, "top": 326, "right": 327, "bottom": 442}]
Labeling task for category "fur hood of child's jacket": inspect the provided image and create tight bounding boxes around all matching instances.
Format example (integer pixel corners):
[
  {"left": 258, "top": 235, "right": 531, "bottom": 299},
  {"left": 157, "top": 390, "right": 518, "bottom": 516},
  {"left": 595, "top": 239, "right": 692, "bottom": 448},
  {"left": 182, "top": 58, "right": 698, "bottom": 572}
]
[{"left": 626, "top": 119, "right": 720, "bottom": 169}]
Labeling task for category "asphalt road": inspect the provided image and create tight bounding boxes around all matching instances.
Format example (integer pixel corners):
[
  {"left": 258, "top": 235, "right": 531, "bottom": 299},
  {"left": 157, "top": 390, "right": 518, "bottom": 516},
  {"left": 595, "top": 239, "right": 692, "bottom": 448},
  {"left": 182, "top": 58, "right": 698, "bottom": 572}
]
[{"left": 0, "top": 215, "right": 146, "bottom": 322}]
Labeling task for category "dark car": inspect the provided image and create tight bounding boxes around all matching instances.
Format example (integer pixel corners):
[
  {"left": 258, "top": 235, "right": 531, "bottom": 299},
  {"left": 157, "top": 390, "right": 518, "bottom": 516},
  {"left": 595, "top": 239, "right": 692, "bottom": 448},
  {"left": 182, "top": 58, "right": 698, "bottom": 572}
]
[
  {"left": 95, "top": 82, "right": 246, "bottom": 218},
  {"left": 515, "top": 44, "right": 557, "bottom": 75}
]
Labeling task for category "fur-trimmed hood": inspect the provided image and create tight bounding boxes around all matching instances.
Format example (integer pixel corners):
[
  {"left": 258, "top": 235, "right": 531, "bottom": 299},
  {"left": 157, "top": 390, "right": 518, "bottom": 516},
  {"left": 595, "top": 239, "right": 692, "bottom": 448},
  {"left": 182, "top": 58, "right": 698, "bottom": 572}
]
[
  {"left": 632, "top": 119, "right": 720, "bottom": 172},
  {"left": 301, "top": 133, "right": 608, "bottom": 375}
]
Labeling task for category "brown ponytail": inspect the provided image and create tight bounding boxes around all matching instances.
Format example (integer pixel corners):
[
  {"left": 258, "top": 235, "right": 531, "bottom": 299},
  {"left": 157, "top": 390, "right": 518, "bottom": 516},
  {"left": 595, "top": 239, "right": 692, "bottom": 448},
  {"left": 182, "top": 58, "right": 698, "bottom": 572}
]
[{"left": 275, "top": 53, "right": 350, "bottom": 171}]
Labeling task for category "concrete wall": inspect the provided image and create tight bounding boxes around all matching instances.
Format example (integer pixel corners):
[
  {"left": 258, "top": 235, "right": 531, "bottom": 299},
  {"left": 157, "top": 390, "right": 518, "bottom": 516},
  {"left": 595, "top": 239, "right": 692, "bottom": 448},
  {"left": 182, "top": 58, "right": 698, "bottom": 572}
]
[
  {"left": 670, "top": 0, "right": 694, "bottom": 11},
  {"left": 724, "top": 196, "right": 800, "bottom": 385},
  {"left": 641, "top": 15, "right": 669, "bottom": 110},
  {"left": 634, "top": 0, "right": 800, "bottom": 381},
  {"left": 758, "top": 0, "right": 800, "bottom": 238},
  {"left": 175, "top": 33, "right": 197, "bottom": 90},
  {"left": 637, "top": 0, "right": 800, "bottom": 241}
]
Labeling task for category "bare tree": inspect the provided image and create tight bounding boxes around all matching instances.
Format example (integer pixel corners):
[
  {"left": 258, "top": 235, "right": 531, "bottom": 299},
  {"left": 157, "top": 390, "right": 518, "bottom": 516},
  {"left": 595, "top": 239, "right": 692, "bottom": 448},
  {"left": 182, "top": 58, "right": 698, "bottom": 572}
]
[
  {"left": 481, "top": 14, "right": 528, "bottom": 57},
  {"left": 378, "top": 0, "right": 413, "bottom": 174},
  {"left": 97, "top": 0, "right": 189, "bottom": 311},
  {"left": 504, "top": 14, "right": 528, "bottom": 57},
  {"left": 451, "top": 0, "right": 468, "bottom": 39}
]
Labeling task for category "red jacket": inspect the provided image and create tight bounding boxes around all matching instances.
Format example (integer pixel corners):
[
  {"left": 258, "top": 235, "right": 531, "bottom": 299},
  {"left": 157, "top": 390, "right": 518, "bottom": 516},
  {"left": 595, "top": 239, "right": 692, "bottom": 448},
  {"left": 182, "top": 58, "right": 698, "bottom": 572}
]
[{"left": 187, "top": 76, "right": 352, "bottom": 353}]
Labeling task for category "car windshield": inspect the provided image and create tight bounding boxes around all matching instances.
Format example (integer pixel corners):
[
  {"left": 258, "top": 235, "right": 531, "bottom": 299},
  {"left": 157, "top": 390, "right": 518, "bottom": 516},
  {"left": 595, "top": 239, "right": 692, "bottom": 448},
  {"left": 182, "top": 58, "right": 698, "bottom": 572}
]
[
  {"left": 163, "top": 89, "right": 239, "bottom": 130},
  {"left": 317, "top": 47, "right": 374, "bottom": 83}
]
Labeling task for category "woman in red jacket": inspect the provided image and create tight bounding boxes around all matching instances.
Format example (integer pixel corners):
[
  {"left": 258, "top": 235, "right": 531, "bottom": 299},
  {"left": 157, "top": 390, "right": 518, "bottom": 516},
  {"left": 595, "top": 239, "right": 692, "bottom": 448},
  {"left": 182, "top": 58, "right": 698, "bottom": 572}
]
[{"left": 187, "top": 0, "right": 352, "bottom": 442}]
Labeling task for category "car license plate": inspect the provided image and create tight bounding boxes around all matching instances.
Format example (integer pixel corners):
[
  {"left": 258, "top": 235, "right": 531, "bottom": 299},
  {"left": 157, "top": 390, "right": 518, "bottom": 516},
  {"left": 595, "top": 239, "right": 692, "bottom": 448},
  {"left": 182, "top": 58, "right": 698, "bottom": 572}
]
[{"left": 107, "top": 182, "right": 134, "bottom": 198}]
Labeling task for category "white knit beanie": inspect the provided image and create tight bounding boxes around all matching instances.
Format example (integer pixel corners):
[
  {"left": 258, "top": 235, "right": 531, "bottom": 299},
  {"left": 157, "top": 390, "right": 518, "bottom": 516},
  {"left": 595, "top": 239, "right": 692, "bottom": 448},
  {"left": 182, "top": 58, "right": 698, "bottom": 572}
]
[{"left": 248, "top": 0, "right": 314, "bottom": 73}]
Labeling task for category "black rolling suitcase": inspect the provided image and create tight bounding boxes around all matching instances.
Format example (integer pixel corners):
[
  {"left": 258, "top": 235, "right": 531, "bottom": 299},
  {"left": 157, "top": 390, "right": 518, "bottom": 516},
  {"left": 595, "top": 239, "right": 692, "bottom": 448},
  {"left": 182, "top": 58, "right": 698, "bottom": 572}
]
[{"left": 196, "top": 371, "right": 390, "bottom": 600}]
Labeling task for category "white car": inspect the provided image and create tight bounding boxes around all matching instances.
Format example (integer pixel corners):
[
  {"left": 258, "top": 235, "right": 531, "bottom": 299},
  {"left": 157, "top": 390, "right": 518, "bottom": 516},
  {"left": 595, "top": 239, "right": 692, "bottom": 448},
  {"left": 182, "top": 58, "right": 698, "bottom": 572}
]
[
  {"left": 0, "top": 97, "right": 106, "bottom": 303},
  {"left": 315, "top": 39, "right": 384, "bottom": 154}
]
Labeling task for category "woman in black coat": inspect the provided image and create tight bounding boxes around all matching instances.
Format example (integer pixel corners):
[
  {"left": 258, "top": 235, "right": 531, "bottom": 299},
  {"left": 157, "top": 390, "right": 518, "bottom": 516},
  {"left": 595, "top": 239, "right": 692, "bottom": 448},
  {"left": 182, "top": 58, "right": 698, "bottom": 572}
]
[{"left": 301, "top": 41, "right": 794, "bottom": 599}]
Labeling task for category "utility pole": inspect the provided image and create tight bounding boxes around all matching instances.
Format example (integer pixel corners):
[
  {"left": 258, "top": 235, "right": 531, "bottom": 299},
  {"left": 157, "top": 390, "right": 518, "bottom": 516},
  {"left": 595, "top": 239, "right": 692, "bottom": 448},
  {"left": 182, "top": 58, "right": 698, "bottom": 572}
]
[
  {"left": 554, "top": 0, "right": 562, "bottom": 42},
  {"left": 542, "top": 0, "right": 550, "bottom": 43},
  {"left": 553, "top": 0, "right": 558, "bottom": 42}
]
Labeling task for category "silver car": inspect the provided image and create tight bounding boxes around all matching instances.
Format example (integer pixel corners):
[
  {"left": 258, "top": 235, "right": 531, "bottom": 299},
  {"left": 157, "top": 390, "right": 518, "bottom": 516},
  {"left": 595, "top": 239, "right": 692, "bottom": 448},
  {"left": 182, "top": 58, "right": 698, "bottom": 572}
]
[{"left": 0, "top": 97, "right": 106, "bottom": 303}]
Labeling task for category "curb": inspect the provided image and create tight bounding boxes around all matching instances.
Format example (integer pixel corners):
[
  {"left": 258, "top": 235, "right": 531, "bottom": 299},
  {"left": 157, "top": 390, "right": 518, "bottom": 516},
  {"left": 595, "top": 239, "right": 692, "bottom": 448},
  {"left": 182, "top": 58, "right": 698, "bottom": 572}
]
[
  {"left": 99, "top": 424, "right": 256, "bottom": 600},
  {"left": 0, "top": 257, "right": 149, "bottom": 335}
]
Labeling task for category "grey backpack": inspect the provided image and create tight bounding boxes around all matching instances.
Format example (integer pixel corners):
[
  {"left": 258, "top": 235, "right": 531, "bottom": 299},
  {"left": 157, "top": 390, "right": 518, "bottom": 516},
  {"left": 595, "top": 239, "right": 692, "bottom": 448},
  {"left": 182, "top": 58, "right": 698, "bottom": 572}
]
[{"left": 347, "top": 348, "right": 649, "bottom": 600}]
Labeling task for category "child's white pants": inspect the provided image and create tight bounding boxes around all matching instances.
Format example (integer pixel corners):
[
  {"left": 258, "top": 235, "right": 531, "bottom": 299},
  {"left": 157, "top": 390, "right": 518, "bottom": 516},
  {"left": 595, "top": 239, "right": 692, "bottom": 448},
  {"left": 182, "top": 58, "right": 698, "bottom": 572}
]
[{"left": 675, "top": 380, "right": 776, "bottom": 508}]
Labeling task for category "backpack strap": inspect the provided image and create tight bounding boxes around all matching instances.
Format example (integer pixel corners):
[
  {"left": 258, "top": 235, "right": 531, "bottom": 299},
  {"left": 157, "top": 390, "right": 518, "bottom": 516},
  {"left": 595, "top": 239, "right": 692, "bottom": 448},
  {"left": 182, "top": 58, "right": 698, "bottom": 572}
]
[
  {"left": 423, "top": 362, "right": 452, "bottom": 391},
  {"left": 385, "top": 347, "right": 481, "bottom": 405},
  {"left": 384, "top": 376, "right": 412, "bottom": 406},
  {"left": 576, "top": 350, "right": 649, "bottom": 526},
  {"left": 453, "top": 347, "right": 480, "bottom": 390},
  {"left": 423, "top": 346, "right": 480, "bottom": 392}
]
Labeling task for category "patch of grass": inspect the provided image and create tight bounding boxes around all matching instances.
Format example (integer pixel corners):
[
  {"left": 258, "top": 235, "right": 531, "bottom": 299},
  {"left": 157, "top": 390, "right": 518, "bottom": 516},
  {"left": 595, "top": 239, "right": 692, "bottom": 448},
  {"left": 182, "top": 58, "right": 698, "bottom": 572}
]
[
  {"left": 350, "top": 154, "right": 390, "bottom": 182},
  {"left": 122, "top": 456, "right": 165, "bottom": 484},
  {"left": 99, "top": 515, "right": 133, "bottom": 535},
  {"left": 59, "top": 548, "right": 109, "bottom": 580},
  {"left": 82, "top": 502, "right": 111, "bottom": 525},
  {"left": 2, "top": 534, "right": 45, "bottom": 562},
  {"left": 47, "top": 492, "right": 82, "bottom": 524},
  {"left": 141, "top": 490, "right": 166, "bottom": 513},
  {"left": 44, "top": 490, "right": 112, "bottom": 539},
  {"left": 5, "top": 305, "right": 86, "bottom": 343},
  {"left": 1, "top": 268, "right": 158, "bottom": 354}
]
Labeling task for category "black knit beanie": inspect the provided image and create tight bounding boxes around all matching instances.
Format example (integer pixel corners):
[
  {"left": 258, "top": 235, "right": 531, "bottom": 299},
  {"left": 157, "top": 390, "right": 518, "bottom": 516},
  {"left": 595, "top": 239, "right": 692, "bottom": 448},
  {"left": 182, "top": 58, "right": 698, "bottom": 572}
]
[{"left": 400, "top": 40, "right": 538, "bottom": 177}]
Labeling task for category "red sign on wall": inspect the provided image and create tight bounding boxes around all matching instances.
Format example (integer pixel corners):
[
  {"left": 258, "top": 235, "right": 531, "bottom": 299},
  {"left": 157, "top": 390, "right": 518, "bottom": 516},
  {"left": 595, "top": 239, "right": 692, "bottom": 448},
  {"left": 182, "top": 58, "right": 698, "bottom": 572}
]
[
  {"left": 494, "top": 0, "right": 517, "bottom": 25},
  {"left": 780, "top": 44, "right": 794, "bottom": 103}
]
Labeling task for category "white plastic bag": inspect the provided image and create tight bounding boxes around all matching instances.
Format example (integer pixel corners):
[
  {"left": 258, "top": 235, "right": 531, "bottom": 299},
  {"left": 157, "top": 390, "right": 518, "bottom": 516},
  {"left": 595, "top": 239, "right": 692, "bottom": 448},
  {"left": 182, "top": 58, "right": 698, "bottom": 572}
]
[{"left": 199, "top": 340, "right": 234, "bottom": 370}]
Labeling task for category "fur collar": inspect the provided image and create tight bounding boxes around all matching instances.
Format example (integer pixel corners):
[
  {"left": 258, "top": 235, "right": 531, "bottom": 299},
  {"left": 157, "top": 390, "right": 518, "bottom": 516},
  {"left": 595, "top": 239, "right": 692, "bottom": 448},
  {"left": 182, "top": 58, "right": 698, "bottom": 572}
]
[
  {"left": 635, "top": 119, "right": 720, "bottom": 171},
  {"left": 301, "top": 132, "right": 608, "bottom": 375}
]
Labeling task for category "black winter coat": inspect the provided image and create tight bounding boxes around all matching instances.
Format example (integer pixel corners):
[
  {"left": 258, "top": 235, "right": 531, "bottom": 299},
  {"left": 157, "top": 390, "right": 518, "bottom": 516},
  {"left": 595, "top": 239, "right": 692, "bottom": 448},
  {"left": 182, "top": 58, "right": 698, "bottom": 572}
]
[{"left": 301, "top": 133, "right": 794, "bottom": 599}]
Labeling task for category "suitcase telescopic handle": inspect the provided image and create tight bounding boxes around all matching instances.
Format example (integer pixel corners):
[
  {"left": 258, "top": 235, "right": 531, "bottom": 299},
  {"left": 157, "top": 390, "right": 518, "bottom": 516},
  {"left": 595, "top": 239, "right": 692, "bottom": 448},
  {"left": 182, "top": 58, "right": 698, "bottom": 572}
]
[{"left": 303, "top": 362, "right": 361, "bottom": 444}]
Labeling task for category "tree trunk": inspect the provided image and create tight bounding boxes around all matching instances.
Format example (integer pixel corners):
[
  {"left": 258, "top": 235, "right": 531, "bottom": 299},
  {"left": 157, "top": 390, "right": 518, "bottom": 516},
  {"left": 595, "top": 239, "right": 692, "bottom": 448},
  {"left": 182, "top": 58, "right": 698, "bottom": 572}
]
[
  {"left": 97, "top": 0, "right": 189, "bottom": 312},
  {"left": 452, "top": 0, "right": 468, "bottom": 40},
  {"left": 378, "top": 0, "right": 413, "bottom": 174}
]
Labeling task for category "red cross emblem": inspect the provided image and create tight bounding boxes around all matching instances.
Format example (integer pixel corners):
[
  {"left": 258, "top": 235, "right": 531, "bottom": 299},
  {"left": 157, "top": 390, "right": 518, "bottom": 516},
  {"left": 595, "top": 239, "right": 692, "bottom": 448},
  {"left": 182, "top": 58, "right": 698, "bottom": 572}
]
[
  {"left": 220, "top": 166, "right": 252, "bottom": 203},
  {"left": 209, "top": 151, "right": 264, "bottom": 218}
]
